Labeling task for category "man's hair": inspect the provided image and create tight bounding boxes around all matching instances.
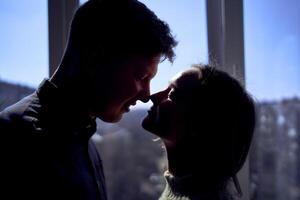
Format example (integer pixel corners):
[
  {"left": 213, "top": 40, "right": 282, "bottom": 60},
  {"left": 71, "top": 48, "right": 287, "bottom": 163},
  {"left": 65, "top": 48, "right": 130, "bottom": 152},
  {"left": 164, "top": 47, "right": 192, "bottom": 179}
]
[
  {"left": 170, "top": 64, "right": 256, "bottom": 181},
  {"left": 68, "top": 0, "right": 177, "bottom": 64}
]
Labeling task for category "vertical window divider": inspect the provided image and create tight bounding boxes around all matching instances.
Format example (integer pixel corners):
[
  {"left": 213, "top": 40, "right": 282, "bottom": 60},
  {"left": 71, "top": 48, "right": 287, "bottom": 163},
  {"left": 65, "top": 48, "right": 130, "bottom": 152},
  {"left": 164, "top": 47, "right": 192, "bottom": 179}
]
[
  {"left": 48, "top": 0, "right": 79, "bottom": 76},
  {"left": 206, "top": 0, "right": 249, "bottom": 200}
]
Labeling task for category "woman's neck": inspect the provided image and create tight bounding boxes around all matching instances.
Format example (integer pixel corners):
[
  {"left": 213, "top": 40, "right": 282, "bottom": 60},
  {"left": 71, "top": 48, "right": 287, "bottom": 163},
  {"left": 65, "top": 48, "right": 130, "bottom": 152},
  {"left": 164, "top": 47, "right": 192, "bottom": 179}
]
[{"left": 165, "top": 144, "right": 195, "bottom": 177}]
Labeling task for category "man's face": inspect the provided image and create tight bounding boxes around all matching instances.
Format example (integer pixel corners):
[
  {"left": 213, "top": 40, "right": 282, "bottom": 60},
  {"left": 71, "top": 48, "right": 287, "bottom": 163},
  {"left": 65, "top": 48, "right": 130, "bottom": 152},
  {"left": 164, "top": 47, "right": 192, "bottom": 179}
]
[{"left": 87, "top": 55, "right": 160, "bottom": 122}]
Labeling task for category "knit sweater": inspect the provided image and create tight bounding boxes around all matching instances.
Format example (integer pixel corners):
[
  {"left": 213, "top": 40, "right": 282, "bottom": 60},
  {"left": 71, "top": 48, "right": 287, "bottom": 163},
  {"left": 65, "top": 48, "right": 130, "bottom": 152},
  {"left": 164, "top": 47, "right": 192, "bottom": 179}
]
[{"left": 159, "top": 171, "right": 240, "bottom": 200}]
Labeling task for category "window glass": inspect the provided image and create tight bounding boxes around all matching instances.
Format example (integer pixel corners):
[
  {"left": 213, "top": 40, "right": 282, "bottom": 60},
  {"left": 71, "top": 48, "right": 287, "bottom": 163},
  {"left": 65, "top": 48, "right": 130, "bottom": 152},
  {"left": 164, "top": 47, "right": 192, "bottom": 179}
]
[
  {"left": 0, "top": 0, "right": 48, "bottom": 88},
  {"left": 244, "top": 1, "right": 300, "bottom": 199},
  {"left": 0, "top": 0, "right": 48, "bottom": 110}
]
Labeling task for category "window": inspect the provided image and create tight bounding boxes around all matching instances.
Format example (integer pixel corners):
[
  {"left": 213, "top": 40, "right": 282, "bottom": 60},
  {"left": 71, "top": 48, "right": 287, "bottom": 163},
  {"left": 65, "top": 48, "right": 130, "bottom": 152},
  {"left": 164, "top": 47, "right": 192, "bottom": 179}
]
[
  {"left": 139, "top": 0, "right": 208, "bottom": 95},
  {"left": 0, "top": 0, "right": 48, "bottom": 88},
  {"left": 0, "top": 0, "right": 48, "bottom": 110},
  {"left": 244, "top": 1, "right": 300, "bottom": 199}
]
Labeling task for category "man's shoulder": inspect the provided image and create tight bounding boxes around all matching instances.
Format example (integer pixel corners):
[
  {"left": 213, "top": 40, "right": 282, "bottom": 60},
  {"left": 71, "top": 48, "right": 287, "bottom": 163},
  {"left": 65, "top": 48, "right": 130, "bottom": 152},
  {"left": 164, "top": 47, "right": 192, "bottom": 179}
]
[{"left": 0, "top": 92, "right": 41, "bottom": 136}]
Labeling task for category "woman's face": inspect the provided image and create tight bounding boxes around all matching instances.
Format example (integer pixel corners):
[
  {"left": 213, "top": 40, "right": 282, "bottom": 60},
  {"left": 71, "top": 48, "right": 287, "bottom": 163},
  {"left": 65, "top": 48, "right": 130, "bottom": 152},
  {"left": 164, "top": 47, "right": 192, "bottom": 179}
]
[
  {"left": 142, "top": 84, "right": 185, "bottom": 144},
  {"left": 142, "top": 68, "right": 204, "bottom": 145}
]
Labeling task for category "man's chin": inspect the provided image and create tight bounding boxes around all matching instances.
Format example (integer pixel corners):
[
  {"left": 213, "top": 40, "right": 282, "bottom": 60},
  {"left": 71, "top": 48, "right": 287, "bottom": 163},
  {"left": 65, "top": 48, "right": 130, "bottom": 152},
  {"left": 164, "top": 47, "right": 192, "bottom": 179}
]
[{"left": 98, "top": 112, "right": 123, "bottom": 123}]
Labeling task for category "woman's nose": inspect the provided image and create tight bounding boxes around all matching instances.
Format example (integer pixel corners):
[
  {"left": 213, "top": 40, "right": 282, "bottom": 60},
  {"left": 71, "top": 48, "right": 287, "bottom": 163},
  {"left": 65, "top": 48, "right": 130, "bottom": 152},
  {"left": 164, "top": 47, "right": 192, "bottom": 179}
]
[{"left": 150, "top": 87, "right": 171, "bottom": 105}]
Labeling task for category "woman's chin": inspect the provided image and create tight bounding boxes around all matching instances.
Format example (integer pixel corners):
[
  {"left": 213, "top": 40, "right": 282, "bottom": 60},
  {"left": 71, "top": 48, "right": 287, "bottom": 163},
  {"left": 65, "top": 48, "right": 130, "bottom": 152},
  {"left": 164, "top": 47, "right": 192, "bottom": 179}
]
[{"left": 141, "top": 115, "right": 157, "bottom": 134}]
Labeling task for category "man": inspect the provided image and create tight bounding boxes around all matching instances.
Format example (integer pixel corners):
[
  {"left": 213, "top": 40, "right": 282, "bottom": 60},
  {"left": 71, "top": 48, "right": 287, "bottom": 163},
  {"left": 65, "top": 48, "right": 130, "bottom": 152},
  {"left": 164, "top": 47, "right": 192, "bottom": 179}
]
[{"left": 0, "top": 0, "right": 177, "bottom": 199}]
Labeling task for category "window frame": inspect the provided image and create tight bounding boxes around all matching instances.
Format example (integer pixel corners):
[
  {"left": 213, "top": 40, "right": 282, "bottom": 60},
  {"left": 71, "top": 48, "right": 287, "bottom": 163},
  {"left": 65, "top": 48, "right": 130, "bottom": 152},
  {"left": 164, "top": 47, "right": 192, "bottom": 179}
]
[
  {"left": 48, "top": 0, "right": 79, "bottom": 76},
  {"left": 206, "top": 0, "right": 248, "bottom": 199}
]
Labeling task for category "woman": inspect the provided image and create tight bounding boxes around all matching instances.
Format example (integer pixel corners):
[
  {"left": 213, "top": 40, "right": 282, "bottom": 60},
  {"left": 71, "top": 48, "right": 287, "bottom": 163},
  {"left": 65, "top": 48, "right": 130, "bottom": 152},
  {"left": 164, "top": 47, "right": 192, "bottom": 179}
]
[{"left": 142, "top": 64, "right": 255, "bottom": 200}]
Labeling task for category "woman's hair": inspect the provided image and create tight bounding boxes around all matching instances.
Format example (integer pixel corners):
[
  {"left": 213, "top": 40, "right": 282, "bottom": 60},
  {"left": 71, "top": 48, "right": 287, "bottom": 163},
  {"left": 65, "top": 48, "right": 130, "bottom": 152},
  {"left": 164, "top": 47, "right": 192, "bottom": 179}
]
[{"left": 170, "top": 64, "right": 256, "bottom": 182}]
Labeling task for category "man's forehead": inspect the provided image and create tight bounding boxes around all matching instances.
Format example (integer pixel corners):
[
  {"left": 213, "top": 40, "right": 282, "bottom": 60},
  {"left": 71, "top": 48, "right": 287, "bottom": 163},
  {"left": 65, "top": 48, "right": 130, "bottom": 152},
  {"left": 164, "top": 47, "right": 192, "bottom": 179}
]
[{"left": 134, "top": 55, "right": 160, "bottom": 70}]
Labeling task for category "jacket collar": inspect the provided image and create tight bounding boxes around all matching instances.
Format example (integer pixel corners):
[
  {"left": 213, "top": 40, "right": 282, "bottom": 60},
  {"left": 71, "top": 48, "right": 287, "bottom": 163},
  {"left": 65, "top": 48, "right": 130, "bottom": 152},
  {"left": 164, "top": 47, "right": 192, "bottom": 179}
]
[{"left": 36, "top": 79, "right": 96, "bottom": 140}]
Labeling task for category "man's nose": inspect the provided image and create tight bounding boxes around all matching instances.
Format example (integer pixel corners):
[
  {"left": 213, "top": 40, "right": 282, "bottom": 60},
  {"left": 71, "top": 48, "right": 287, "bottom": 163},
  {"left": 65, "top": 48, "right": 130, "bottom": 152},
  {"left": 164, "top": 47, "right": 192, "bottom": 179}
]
[
  {"left": 138, "top": 83, "right": 151, "bottom": 103},
  {"left": 150, "top": 87, "right": 171, "bottom": 105}
]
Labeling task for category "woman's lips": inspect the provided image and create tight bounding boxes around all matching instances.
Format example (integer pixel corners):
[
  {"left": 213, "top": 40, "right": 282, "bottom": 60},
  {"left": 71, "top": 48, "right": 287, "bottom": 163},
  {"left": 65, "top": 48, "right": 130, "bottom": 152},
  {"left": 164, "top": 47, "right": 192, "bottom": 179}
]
[{"left": 147, "top": 106, "right": 157, "bottom": 116}]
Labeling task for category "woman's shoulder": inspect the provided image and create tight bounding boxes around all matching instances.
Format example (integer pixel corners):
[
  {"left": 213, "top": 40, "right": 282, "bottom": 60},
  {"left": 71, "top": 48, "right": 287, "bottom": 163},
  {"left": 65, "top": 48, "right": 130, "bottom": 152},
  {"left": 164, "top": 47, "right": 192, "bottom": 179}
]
[{"left": 158, "top": 171, "right": 241, "bottom": 200}]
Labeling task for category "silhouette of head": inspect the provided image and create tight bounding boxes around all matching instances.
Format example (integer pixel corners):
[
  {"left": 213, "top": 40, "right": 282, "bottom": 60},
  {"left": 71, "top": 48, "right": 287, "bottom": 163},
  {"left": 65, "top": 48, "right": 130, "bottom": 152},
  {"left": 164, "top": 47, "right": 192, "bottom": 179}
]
[
  {"left": 142, "top": 64, "right": 255, "bottom": 182},
  {"left": 59, "top": 0, "right": 177, "bottom": 122},
  {"left": 69, "top": 0, "right": 176, "bottom": 63}
]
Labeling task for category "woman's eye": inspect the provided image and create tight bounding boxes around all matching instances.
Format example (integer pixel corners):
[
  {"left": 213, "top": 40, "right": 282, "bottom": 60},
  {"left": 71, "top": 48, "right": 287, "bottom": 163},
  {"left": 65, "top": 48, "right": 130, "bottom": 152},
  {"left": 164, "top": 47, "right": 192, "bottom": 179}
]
[
  {"left": 168, "top": 91, "right": 175, "bottom": 101},
  {"left": 167, "top": 92, "right": 172, "bottom": 100},
  {"left": 136, "top": 74, "right": 148, "bottom": 81}
]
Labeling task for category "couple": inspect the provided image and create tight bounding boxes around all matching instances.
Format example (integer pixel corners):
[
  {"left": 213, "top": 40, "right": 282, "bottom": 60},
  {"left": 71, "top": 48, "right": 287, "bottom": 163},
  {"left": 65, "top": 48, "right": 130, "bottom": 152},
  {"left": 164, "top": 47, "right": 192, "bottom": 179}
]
[{"left": 0, "top": 0, "right": 255, "bottom": 200}]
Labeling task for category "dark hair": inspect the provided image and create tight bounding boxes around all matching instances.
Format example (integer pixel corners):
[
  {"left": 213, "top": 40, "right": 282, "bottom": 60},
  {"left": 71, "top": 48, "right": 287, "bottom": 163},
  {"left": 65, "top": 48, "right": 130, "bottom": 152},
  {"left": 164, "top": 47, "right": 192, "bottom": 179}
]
[
  {"left": 68, "top": 0, "right": 177, "bottom": 64},
  {"left": 170, "top": 64, "right": 255, "bottom": 181}
]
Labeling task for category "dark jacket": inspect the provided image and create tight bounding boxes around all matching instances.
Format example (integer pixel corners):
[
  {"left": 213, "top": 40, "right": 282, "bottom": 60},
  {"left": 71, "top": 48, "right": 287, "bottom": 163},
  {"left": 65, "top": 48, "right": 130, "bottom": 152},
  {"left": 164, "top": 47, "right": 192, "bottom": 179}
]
[{"left": 0, "top": 79, "right": 107, "bottom": 200}]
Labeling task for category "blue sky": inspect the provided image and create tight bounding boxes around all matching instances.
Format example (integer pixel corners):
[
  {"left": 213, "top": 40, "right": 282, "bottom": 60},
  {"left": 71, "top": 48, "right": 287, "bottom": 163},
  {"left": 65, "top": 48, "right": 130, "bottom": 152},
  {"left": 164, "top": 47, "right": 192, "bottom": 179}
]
[
  {"left": 0, "top": 0, "right": 299, "bottom": 104},
  {"left": 0, "top": 0, "right": 48, "bottom": 87},
  {"left": 244, "top": 0, "right": 300, "bottom": 101}
]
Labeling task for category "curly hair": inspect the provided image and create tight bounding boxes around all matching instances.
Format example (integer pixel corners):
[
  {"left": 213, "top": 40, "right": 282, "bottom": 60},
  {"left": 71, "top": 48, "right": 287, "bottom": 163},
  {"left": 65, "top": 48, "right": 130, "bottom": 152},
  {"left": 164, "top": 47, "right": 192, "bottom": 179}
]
[{"left": 68, "top": 0, "right": 177, "bottom": 64}]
